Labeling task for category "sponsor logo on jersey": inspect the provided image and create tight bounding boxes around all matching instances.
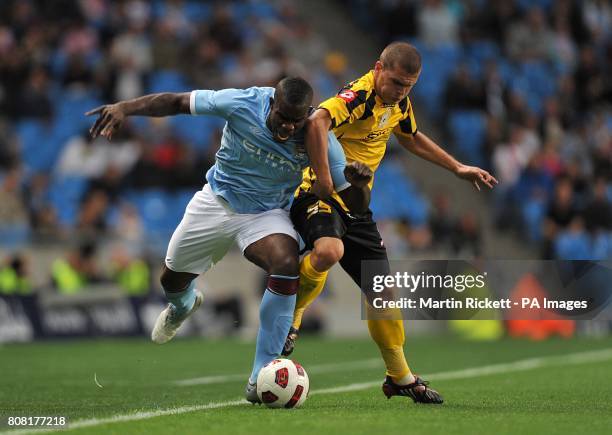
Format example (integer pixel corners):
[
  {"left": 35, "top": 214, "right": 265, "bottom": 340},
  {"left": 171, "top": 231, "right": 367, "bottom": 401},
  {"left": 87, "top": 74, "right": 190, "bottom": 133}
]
[
  {"left": 242, "top": 140, "right": 304, "bottom": 172},
  {"left": 364, "top": 128, "right": 392, "bottom": 141},
  {"left": 337, "top": 89, "right": 357, "bottom": 103}
]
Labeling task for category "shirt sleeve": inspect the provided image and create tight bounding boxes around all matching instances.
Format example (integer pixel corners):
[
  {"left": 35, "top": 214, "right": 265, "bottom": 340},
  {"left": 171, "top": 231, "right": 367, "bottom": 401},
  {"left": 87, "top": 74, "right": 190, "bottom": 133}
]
[
  {"left": 327, "top": 132, "right": 351, "bottom": 192},
  {"left": 318, "top": 84, "right": 370, "bottom": 129},
  {"left": 393, "top": 97, "right": 418, "bottom": 139},
  {"left": 189, "top": 89, "right": 242, "bottom": 119}
]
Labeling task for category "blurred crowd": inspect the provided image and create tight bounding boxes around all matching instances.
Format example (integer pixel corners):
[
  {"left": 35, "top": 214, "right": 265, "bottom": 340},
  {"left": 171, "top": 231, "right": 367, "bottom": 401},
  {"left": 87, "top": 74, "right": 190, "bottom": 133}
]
[
  {"left": 0, "top": 0, "right": 492, "bottom": 294},
  {"left": 1, "top": 1, "right": 610, "bottom": 299},
  {"left": 346, "top": 0, "right": 611, "bottom": 259},
  {"left": 0, "top": 0, "right": 360, "bottom": 292},
  {"left": 0, "top": 0, "right": 354, "bottom": 246}
]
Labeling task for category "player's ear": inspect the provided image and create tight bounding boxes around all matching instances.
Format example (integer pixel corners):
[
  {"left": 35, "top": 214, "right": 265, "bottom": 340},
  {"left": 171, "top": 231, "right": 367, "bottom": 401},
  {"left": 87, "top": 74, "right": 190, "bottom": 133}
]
[{"left": 374, "top": 61, "right": 384, "bottom": 72}]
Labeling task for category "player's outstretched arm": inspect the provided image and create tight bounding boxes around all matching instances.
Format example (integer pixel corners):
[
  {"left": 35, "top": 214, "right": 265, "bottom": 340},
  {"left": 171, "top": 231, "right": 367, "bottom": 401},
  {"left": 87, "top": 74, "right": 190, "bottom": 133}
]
[
  {"left": 85, "top": 92, "right": 191, "bottom": 140},
  {"left": 338, "top": 162, "right": 372, "bottom": 214},
  {"left": 306, "top": 109, "right": 334, "bottom": 199},
  {"left": 397, "top": 131, "right": 498, "bottom": 191}
]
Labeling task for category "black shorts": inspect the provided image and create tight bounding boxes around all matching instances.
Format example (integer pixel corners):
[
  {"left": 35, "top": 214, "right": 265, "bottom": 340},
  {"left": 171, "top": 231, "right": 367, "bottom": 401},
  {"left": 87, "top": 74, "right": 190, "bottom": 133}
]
[{"left": 290, "top": 191, "right": 389, "bottom": 292}]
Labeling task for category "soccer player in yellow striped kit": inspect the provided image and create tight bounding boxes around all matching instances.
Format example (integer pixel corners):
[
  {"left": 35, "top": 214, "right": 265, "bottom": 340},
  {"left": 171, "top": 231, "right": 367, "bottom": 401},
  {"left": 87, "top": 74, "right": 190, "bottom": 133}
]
[{"left": 284, "top": 42, "right": 498, "bottom": 404}]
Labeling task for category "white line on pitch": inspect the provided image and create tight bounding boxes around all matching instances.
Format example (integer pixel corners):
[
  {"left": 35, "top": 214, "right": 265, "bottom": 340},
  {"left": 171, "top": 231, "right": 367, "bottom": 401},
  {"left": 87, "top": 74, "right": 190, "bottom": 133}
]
[
  {"left": 173, "top": 358, "right": 383, "bottom": 386},
  {"left": 4, "top": 347, "right": 612, "bottom": 435},
  {"left": 311, "top": 347, "right": 612, "bottom": 395}
]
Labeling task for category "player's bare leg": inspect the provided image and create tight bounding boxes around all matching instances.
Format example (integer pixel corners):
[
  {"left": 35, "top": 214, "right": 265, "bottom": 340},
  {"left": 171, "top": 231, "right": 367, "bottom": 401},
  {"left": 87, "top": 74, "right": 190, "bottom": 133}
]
[
  {"left": 366, "top": 304, "right": 443, "bottom": 404},
  {"left": 283, "top": 236, "right": 343, "bottom": 356},
  {"left": 243, "top": 233, "right": 300, "bottom": 403}
]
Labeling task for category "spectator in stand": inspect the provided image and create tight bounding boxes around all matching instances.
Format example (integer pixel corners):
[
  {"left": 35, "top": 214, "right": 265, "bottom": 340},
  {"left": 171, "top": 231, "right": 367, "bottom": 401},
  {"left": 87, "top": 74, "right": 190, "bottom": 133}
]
[
  {"left": 113, "top": 203, "right": 144, "bottom": 246},
  {"left": 0, "top": 121, "right": 18, "bottom": 170},
  {"left": 76, "top": 188, "right": 110, "bottom": 237},
  {"left": 506, "top": 6, "right": 554, "bottom": 62},
  {"left": 23, "top": 173, "right": 64, "bottom": 243},
  {"left": 0, "top": 253, "right": 31, "bottom": 295},
  {"left": 550, "top": 7, "right": 579, "bottom": 73},
  {"left": 429, "top": 191, "right": 456, "bottom": 250},
  {"left": 18, "top": 67, "right": 53, "bottom": 119},
  {"left": 574, "top": 46, "right": 609, "bottom": 112},
  {"left": 444, "top": 63, "right": 487, "bottom": 111},
  {"left": 51, "top": 242, "right": 105, "bottom": 295},
  {"left": 583, "top": 177, "right": 612, "bottom": 234},
  {"left": 152, "top": 20, "right": 187, "bottom": 72},
  {"left": 493, "top": 125, "right": 538, "bottom": 188},
  {"left": 380, "top": 0, "right": 418, "bottom": 44},
  {"left": 109, "top": 244, "right": 150, "bottom": 296},
  {"left": 208, "top": 5, "right": 243, "bottom": 53},
  {"left": 185, "top": 37, "right": 224, "bottom": 90},
  {"left": 110, "top": 6, "right": 152, "bottom": 100},
  {"left": 0, "top": 166, "right": 27, "bottom": 230},
  {"left": 417, "top": 0, "right": 459, "bottom": 47},
  {"left": 582, "top": 0, "right": 612, "bottom": 47},
  {"left": 542, "top": 177, "right": 579, "bottom": 258},
  {"left": 451, "top": 211, "right": 482, "bottom": 257}
]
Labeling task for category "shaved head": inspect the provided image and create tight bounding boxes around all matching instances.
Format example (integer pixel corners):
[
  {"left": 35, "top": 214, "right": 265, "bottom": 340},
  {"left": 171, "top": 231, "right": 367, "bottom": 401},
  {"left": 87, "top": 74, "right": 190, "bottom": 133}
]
[
  {"left": 275, "top": 77, "right": 313, "bottom": 108},
  {"left": 380, "top": 42, "right": 421, "bottom": 75}
]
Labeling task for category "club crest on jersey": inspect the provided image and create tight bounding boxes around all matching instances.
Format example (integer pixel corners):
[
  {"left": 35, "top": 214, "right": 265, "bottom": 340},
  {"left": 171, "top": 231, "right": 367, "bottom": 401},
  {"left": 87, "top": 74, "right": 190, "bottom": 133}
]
[
  {"left": 378, "top": 108, "right": 392, "bottom": 129},
  {"left": 338, "top": 89, "right": 357, "bottom": 103}
]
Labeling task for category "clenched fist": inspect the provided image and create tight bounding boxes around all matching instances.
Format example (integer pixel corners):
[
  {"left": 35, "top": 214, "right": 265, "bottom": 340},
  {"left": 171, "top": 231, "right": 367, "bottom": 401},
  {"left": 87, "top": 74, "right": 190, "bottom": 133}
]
[{"left": 344, "top": 162, "right": 373, "bottom": 188}]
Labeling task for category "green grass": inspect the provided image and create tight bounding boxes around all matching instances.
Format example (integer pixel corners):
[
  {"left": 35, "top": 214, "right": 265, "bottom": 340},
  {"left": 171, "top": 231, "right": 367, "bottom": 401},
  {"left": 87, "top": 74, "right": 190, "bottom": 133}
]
[{"left": 1, "top": 336, "right": 612, "bottom": 434}]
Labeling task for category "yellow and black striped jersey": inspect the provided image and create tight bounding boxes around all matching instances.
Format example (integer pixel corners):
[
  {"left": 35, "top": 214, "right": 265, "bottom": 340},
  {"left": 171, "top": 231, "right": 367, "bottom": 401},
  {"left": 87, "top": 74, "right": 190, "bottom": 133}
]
[{"left": 298, "top": 70, "right": 418, "bottom": 210}]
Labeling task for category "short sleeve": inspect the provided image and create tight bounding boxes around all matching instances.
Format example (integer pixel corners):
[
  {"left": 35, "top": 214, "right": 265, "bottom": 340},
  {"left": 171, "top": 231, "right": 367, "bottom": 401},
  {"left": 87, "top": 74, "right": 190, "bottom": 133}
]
[
  {"left": 318, "top": 86, "right": 370, "bottom": 129},
  {"left": 189, "top": 89, "right": 242, "bottom": 119},
  {"left": 393, "top": 97, "right": 418, "bottom": 138},
  {"left": 327, "top": 132, "right": 350, "bottom": 192}
]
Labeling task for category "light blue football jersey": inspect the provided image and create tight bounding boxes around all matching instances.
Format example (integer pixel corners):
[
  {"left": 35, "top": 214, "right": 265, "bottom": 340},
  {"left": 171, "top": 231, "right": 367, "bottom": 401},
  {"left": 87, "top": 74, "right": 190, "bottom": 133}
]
[{"left": 190, "top": 87, "right": 350, "bottom": 213}]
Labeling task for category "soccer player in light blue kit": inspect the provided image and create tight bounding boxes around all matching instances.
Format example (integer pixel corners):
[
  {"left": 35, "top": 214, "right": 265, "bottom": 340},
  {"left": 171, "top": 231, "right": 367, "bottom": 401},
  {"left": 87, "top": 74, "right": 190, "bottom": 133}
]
[{"left": 86, "top": 77, "right": 372, "bottom": 403}]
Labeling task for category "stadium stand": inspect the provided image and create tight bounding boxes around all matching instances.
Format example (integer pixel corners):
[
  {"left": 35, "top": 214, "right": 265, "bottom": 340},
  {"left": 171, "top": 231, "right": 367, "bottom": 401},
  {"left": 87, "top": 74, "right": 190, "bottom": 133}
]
[
  {"left": 343, "top": 0, "right": 611, "bottom": 260},
  {"left": 1, "top": 0, "right": 609, "bottom": 294}
]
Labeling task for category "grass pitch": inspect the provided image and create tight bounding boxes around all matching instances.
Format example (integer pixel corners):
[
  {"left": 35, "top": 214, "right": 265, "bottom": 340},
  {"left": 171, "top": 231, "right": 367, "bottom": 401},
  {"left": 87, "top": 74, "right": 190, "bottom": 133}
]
[{"left": 1, "top": 335, "right": 611, "bottom": 434}]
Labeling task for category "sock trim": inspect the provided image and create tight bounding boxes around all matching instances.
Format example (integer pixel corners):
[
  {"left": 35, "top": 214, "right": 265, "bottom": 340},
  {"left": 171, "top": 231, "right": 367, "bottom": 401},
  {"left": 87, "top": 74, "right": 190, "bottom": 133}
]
[
  {"left": 267, "top": 275, "right": 299, "bottom": 295},
  {"left": 266, "top": 287, "right": 294, "bottom": 297}
]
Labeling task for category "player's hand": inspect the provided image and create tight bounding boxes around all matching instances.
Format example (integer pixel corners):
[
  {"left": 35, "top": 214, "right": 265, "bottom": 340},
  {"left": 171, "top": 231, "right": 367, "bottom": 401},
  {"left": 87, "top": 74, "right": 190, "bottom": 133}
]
[
  {"left": 455, "top": 164, "right": 498, "bottom": 191},
  {"left": 344, "top": 162, "right": 373, "bottom": 188},
  {"left": 85, "top": 103, "right": 126, "bottom": 140}
]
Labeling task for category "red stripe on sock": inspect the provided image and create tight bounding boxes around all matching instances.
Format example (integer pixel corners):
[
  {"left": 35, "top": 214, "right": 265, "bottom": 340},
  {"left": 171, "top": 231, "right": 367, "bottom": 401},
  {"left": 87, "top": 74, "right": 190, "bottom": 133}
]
[{"left": 267, "top": 276, "right": 299, "bottom": 295}]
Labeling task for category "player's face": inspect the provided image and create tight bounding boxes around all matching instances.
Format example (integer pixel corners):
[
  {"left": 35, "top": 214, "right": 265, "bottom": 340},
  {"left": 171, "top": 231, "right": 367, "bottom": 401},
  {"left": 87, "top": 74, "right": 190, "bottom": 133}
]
[
  {"left": 267, "top": 98, "right": 310, "bottom": 143},
  {"left": 374, "top": 61, "right": 420, "bottom": 105}
]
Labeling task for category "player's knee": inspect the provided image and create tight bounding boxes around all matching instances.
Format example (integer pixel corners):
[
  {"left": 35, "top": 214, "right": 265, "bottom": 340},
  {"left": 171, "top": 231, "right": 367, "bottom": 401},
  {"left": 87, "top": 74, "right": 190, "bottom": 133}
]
[
  {"left": 312, "top": 238, "right": 344, "bottom": 270},
  {"left": 269, "top": 255, "right": 299, "bottom": 277},
  {"left": 159, "top": 267, "right": 192, "bottom": 292}
]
